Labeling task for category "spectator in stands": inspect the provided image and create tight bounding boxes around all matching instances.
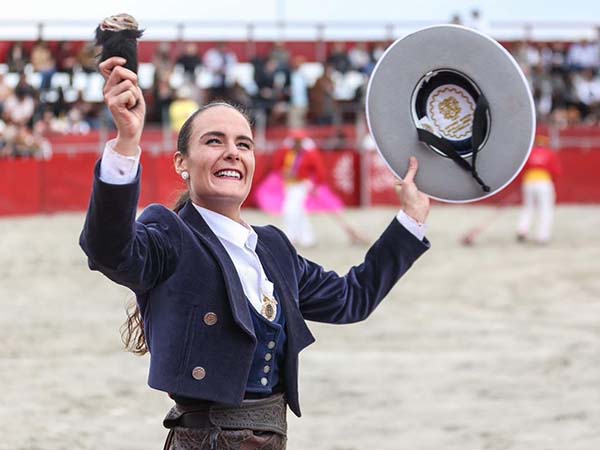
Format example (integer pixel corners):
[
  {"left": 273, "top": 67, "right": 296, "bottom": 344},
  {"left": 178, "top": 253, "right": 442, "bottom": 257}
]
[
  {"left": 309, "top": 63, "right": 337, "bottom": 125},
  {"left": 169, "top": 84, "right": 199, "bottom": 133},
  {"left": 31, "top": 39, "right": 56, "bottom": 91},
  {"left": 7, "top": 41, "right": 28, "bottom": 73},
  {"left": 327, "top": 42, "right": 351, "bottom": 74},
  {"left": 288, "top": 56, "right": 309, "bottom": 129},
  {"left": 548, "top": 42, "right": 569, "bottom": 75},
  {"left": 371, "top": 42, "right": 387, "bottom": 62},
  {"left": 253, "top": 57, "right": 288, "bottom": 125},
  {"left": 203, "top": 42, "right": 237, "bottom": 101},
  {"left": 1, "top": 121, "right": 49, "bottom": 159},
  {"left": 55, "top": 41, "right": 77, "bottom": 81},
  {"left": 0, "top": 73, "right": 12, "bottom": 117},
  {"left": 348, "top": 42, "right": 371, "bottom": 74},
  {"left": 154, "top": 78, "right": 175, "bottom": 126},
  {"left": 51, "top": 86, "right": 69, "bottom": 118},
  {"left": 530, "top": 63, "right": 555, "bottom": 121},
  {"left": 34, "top": 110, "right": 64, "bottom": 135},
  {"left": 567, "top": 39, "right": 600, "bottom": 72},
  {"left": 77, "top": 43, "right": 99, "bottom": 73},
  {"left": 153, "top": 42, "right": 175, "bottom": 83},
  {"left": 513, "top": 40, "right": 541, "bottom": 71},
  {"left": 176, "top": 43, "right": 202, "bottom": 82},
  {"left": 3, "top": 83, "right": 35, "bottom": 126},
  {"left": 572, "top": 68, "right": 600, "bottom": 123},
  {"left": 269, "top": 41, "right": 291, "bottom": 75}
]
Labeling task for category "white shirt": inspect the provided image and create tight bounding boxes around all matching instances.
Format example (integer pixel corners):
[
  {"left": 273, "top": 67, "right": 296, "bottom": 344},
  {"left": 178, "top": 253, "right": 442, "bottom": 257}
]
[{"left": 98, "top": 140, "right": 428, "bottom": 309}]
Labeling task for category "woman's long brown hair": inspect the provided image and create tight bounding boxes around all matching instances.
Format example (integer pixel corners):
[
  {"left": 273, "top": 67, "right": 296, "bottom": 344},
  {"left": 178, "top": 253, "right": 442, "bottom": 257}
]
[{"left": 121, "top": 101, "right": 252, "bottom": 355}]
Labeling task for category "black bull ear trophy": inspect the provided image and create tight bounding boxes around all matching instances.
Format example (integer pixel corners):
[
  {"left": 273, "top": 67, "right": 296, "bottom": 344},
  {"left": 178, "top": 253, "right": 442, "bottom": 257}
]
[{"left": 95, "top": 13, "right": 143, "bottom": 74}]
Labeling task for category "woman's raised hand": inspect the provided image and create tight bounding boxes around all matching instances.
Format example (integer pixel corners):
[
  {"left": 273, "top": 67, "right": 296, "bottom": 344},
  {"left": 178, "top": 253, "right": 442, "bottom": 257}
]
[
  {"left": 100, "top": 57, "right": 146, "bottom": 156},
  {"left": 394, "top": 156, "right": 430, "bottom": 224}
]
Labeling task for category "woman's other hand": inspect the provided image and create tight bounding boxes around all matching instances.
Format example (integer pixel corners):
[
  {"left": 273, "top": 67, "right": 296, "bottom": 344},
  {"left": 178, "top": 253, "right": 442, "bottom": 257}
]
[{"left": 394, "top": 156, "right": 430, "bottom": 224}]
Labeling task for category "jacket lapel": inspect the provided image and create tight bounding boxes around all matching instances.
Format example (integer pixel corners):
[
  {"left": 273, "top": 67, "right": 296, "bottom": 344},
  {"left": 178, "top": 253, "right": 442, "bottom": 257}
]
[{"left": 178, "top": 202, "right": 255, "bottom": 340}]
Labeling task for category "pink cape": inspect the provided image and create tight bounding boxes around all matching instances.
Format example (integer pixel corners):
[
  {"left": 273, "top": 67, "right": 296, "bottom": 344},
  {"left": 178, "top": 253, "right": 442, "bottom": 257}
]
[{"left": 254, "top": 172, "right": 344, "bottom": 215}]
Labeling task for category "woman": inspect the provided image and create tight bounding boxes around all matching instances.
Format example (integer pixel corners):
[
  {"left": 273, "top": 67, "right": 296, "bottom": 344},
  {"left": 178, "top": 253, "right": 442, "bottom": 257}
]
[{"left": 80, "top": 57, "right": 431, "bottom": 449}]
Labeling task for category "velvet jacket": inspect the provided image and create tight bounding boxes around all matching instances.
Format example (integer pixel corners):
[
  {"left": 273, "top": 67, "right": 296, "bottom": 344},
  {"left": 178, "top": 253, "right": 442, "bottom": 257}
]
[{"left": 80, "top": 163, "right": 430, "bottom": 417}]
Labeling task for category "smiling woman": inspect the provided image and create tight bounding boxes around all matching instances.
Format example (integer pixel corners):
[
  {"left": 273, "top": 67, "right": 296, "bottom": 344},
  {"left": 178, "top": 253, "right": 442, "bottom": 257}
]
[
  {"left": 79, "top": 56, "right": 431, "bottom": 450},
  {"left": 172, "top": 103, "right": 256, "bottom": 221}
]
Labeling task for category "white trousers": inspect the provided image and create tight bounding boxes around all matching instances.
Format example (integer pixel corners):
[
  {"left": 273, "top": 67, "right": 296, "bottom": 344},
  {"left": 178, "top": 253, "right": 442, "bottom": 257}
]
[
  {"left": 517, "top": 181, "right": 556, "bottom": 243},
  {"left": 282, "top": 181, "right": 316, "bottom": 248}
]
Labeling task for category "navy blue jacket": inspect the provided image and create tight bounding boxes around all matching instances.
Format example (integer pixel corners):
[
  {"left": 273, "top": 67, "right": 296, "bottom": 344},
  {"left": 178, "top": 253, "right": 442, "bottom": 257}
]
[{"left": 80, "top": 163, "right": 430, "bottom": 416}]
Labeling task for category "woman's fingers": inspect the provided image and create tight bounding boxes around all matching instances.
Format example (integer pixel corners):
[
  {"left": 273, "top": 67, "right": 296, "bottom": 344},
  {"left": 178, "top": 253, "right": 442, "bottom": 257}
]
[
  {"left": 107, "top": 89, "right": 137, "bottom": 111},
  {"left": 103, "top": 65, "right": 139, "bottom": 96},
  {"left": 98, "top": 57, "right": 127, "bottom": 79},
  {"left": 403, "top": 156, "right": 418, "bottom": 184}
]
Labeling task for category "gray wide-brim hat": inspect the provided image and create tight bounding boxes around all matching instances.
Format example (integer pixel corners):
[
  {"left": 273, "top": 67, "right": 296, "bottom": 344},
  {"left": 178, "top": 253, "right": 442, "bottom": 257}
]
[{"left": 366, "top": 25, "right": 535, "bottom": 203}]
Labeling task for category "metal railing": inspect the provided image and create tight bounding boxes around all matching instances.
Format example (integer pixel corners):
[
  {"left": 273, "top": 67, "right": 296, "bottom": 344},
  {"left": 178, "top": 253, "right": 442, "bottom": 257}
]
[{"left": 0, "top": 19, "right": 598, "bottom": 43}]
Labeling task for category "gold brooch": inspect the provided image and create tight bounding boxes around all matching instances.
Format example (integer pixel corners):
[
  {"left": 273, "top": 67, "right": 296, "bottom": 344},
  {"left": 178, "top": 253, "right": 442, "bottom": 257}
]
[{"left": 261, "top": 295, "right": 278, "bottom": 321}]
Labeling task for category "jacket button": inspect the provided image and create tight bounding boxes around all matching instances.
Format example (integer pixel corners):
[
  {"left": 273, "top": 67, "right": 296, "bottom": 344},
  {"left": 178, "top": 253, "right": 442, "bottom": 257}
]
[
  {"left": 192, "top": 367, "right": 206, "bottom": 380},
  {"left": 267, "top": 341, "right": 276, "bottom": 349},
  {"left": 203, "top": 312, "right": 218, "bottom": 326}
]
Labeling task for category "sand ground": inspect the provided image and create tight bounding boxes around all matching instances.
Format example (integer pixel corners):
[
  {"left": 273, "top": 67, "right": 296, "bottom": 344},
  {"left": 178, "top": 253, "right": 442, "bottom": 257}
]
[{"left": 1, "top": 205, "right": 599, "bottom": 450}]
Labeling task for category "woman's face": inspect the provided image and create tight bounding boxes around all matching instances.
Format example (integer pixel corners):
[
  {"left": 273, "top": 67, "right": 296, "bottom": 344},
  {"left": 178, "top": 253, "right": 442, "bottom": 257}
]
[{"left": 176, "top": 106, "right": 255, "bottom": 219}]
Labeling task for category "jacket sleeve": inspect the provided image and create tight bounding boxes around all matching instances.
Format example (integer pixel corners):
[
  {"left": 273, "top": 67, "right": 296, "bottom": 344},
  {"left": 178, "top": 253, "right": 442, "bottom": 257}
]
[
  {"left": 79, "top": 161, "right": 182, "bottom": 294},
  {"left": 280, "top": 219, "right": 430, "bottom": 324}
]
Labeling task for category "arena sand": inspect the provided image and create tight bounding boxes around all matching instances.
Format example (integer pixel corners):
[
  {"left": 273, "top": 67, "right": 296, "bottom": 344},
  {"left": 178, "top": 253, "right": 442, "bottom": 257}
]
[{"left": 1, "top": 205, "right": 599, "bottom": 450}]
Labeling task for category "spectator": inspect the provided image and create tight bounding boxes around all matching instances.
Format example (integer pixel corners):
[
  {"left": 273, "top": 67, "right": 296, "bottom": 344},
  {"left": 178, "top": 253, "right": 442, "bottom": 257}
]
[
  {"left": 77, "top": 43, "right": 98, "bottom": 73},
  {"left": 153, "top": 78, "right": 175, "bottom": 125},
  {"left": 34, "top": 110, "right": 64, "bottom": 135},
  {"left": 55, "top": 41, "right": 77, "bottom": 81},
  {"left": 176, "top": 43, "right": 202, "bottom": 82},
  {"left": 309, "top": 64, "right": 338, "bottom": 125},
  {"left": 253, "top": 57, "right": 288, "bottom": 124},
  {"left": 31, "top": 39, "right": 56, "bottom": 91},
  {"left": 327, "top": 42, "right": 351, "bottom": 74},
  {"left": 1, "top": 122, "right": 50, "bottom": 159},
  {"left": 348, "top": 42, "right": 371, "bottom": 73},
  {"left": 153, "top": 42, "right": 174, "bottom": 84},
  {"left": 0, "top": 74, "right": 13, "bottom": 117},
  {"left": 514, "top": 40, "right": 541, "bottom": 71},
  {"left": 7, "top": 41, "right": 28, "bottom": 73},
  {"left": 168, "top": 85, "right": 199, "bottom": 133},
  {"left": 203, "top": 42, "right": 238, "bottom": 100},
  {"left": 288, "top": 56, "right": 309, "bottom": 128},
  {"left": 270, "top": 41, "right": 291, "bottom": 74},
  {"left": 371, "top": 42, "right": 387, "bottom": 62},
  {"left": 572, "top": 68, "right": 600, "bottom": 123},
  {"left": 3, "top": 84, "right": 35, "bottom": 126},
  {"left": 567, "top": 39, "right": 600, "bottom": 72}
]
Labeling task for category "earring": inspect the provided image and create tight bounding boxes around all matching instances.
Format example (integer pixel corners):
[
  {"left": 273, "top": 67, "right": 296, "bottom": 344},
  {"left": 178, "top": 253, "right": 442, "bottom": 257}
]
[{"left": 181, "top": 171, "right": 189, "bottom": 180}]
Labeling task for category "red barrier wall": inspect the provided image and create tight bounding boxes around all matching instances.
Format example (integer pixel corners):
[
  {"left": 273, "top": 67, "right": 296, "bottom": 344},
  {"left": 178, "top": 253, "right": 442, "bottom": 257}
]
[
  {"left": 0, "top": 150, "right": 360, "bottom": 216},
  {"left": 1, "top": 147, "right": 599, "bottom": 217}
]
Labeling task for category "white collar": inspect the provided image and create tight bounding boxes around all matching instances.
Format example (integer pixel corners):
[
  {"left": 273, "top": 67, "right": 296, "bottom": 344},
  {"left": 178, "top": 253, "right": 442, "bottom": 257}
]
[{"left": 192, "top": 204, "right": 258, "bottom": 251}]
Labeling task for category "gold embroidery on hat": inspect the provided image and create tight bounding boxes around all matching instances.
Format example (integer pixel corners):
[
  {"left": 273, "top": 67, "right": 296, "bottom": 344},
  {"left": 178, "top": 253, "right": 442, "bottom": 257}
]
[
  {"left": 427, "top": 86, "right": 475, "bottom": 140},
  {"left": 439, "top": 96, "right": 461, "bottom": 120}
]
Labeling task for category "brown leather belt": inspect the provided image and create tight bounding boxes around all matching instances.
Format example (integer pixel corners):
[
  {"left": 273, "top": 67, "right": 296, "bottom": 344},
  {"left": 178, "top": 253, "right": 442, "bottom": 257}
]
[{"left": 163, "top": 394, "right": 287, "bottom": 437}]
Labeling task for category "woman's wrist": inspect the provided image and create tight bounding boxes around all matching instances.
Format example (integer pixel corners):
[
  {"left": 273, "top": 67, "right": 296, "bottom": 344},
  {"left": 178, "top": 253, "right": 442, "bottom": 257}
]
[{"left": 114, "top": 135, "right": 141, "bottom": 157}]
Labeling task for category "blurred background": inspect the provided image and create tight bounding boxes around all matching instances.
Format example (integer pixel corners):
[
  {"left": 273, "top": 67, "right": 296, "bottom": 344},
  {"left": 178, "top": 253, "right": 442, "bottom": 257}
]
[{"left": 0, "top": 1, "right": 599, "bottom": 449}]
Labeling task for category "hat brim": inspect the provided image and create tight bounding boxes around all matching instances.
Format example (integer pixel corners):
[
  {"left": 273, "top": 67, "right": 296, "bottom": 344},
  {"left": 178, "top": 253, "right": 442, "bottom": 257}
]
[{"left": 366, "top": 25, "right": 535, "bottom": 203}]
